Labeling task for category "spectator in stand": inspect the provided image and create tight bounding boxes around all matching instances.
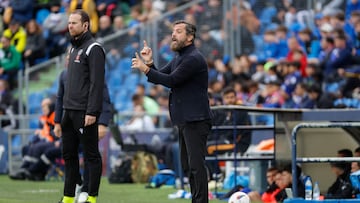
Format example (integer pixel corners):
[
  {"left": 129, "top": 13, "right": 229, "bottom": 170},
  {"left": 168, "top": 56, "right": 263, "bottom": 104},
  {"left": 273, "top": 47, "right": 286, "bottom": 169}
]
[
  {"left": 248, "top": 167, "right": 281, "bottom": 203},
  {"left": 8, "top": 0, "right": 33, "bottom": 25},
  {"left": 230, "top": 80, "right": 248, "bottom": 105},
  {"left": 275, "top": 164, "right": 305, "bottom": 201},
  {"left": 329, "top": 12, "right": 355, "bottom": 42},
  {"left": 95, "top": 0, "right": 118, "bottom": 17},
  {"left": 199, "top": 0, "right": 222, "bottom": 32},
  {"left": 135, "top": 84, "right": 160, "bottom": 116},
  {"left": 96, "top": 15, "right": 124, "bottom": 69},
  {"left": 352, "top": 20, "right": 360, "bottom": 59},
  {"left": 348, "top": 11, "right": 360, "bottom": 43},
  {"left": 320, "top": 23, "right": 335, "bottom": 39},
  {"left": 128, "top": 4, "right": 142, "bottom": 27},
  {"left": 43, "top": 2, "right": 69, "bottom": 58},
  {"left": 259, "top": 80, "right": 285, "bottom": 108},
  {"left": 120, "top": 103, "right": 155, "bottom": 132},
  {"left": 2, "top": 19, "right": 27, "bottom": 54},
  {"left": 325, "top": 34, "right": 352, "bottom": 82},
  {"left": 158, "top": 35, "right": 175, "bottom": 65},
  {"left": 325, "top": 161, "right": 353, "bottom": 199},
  {"left": 0, "top": 35, "right": 22, "bottom": 90},
  {"left": 338, "top": 148, "right": 354, "bottom": 157},
  {"left": 263, "top": 61, "right": 280, "bottom": 85},
  {"left": 298, "top": 28, "right": 321, "bottom": 59},
  {"left": 251, "top": 61, "right": 266, "bottom": 83},
  {"left": 27, "top": 98, "right": 56, "bottom": 145},
  {"left": 284, "top": 82, "right": 310, "bottom": 109},
  {"left": 346, "top": 0, "right": 360, "bottom": 20},
  {"left": 258, "top": 30, "right": 279, "bottom": 62},
  {"left": 302, "top": 63, "right": 322, "bottom": 87},
  {"left": 139, "top": 0, "right": 161, "bottom": 22},
  {"left": 302, "top": 84, "right": 323, "bottom": 108},
  {"left": 96, "top": 15, "right": 120, "bottom": 59},
  {"left": 317, "top": 36, "right": 335, "bottom": 74},
  {"left": 196, "top": 25, "right": 222, "bottom": 62},
  {"left": 286, "top": 36, "right": 307, "bottom": 77},
  {"left": 68, "top": 0, "right": 99, "bottom": 34},
  {"left": 245, "top": 80, "right": 261, "bottom": 106},
  {"left": 275, "top": 25, "right": 289, "bottom": 59},
  {"left": 281, "top": 61, "right": 302, "bottom": 101},
  {"left": 23, "top": 19, "right": 46, "bottom": 67},
  {"left": 113, "top": 15, "right": 126, "bottom": 32}
]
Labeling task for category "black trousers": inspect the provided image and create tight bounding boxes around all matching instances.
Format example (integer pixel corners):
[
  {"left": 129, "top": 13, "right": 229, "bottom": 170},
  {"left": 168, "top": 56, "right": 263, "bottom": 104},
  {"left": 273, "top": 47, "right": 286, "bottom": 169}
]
[
  {"left": 61, "top": 110, "right": 102, "bottom": 197},
  {"left": 178, "top": 119, "right": 211, "bottom": 203}
]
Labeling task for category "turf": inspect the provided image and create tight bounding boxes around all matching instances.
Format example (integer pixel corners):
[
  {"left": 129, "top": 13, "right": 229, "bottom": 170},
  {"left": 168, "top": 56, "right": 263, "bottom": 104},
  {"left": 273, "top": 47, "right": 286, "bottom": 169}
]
[{"left": 0, "top": 175, "right": 226, "bottom": 203}]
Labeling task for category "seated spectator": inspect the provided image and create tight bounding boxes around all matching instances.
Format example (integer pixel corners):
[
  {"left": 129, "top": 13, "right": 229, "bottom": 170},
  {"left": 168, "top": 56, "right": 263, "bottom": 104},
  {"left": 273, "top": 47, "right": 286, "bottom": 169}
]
[
  {"left": 286, "top": 36, "right": 307, "bottom": 77},
  {"left": 324, "top": 34, "right": 352, "bottom": 82},
  {"left": 297, "top": 28, "right": 321, "bottom": 59},
  {"left": 248, "top": 167, "right": 281, "bottom": 203},
  {"left": 9, "top": 140, "right": 62, "bottom": 181},
  {"left": 259, "top": 80, "right": 285, "bottom": 108},
  {"left": 23, "top": 19, "right": 46, "bottom": 67},
  {"left": 2, "top": 19, "right": 27, "bottom": 54},
  {"left": 325, "top": 162, "right": 353, "bottom": 199},
  {"left": 283, "top": 83, "right": 310, "bottom": 109},
  {"left": 301, "top": 84, "right": 322, "bottom": 109},
  {"left": 257, "top": 30, "right": 279, "bottom": 62},
  {"left": 197, "top": 25, "right": 222, "bottom": 62},
  {"left": 95, "top": 0, "right": 118, "bottom": 17},
  {"left": 43, "top": 2, "right": 69, "bottom": 57},
  {"left": 281, "top": 61, "right": 302, "bottom": 101},
  {"left": 22, "top": 98, "right": 56, "bottom": 157},
  {"left": 275, "top": 164, "right": 305, "bottom": 201},
  {"left": 0, "top": 35, "right": 22, "bottom": 89},
  {"left": 8, "top": 0, "right": 33, "bottom": 25},
  {"left": 135, "top": 84, "right": 160, "bottom": 117},
  {"left": 302, "top": 63, "right": 322, "bottom": 87},
  {"left": 275, "top": 25, "right": 289, "bottom": 59},
  {"left": 119, "top": 104, "right": 155, "bottom": 132}
]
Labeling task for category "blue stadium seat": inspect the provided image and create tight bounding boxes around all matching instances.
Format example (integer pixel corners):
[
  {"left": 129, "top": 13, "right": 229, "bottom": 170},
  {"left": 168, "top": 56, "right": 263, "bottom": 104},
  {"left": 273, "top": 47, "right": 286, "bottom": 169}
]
[
  {"left": 259, "top": 6, "right": 277, "bottom": 25},
  {"left": 35, "top": 8, "right": 50, "bottom": 26},
  {"left": 28, "top": 92, "right": 44, "bottom": 114}
]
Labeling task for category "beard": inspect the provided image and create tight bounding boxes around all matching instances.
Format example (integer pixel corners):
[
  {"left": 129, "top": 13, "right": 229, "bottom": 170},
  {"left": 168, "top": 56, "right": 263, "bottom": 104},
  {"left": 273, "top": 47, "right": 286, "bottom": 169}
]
[{"left": 170, "top": 39, "right": 186, "bottom": 51}]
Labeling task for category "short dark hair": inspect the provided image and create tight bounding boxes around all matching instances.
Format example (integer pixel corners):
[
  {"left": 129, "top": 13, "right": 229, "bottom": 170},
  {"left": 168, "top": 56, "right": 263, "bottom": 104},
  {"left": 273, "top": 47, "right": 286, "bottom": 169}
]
[
  {"left": 222, "top": 86, "right": 236, "bottom": 97},
  {"left": 338, "top": 148, "right": 353, "bottom": 157},
  {"left": 173, "top": 20, "right": 196, "bottom": 42},
  {"left": 71, "top": 10, "right": 90, "bottom": 25}
]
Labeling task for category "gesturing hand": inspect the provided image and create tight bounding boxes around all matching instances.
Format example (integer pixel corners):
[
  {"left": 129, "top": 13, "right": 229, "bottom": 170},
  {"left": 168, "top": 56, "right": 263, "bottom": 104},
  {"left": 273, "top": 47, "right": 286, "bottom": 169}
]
[
  {"left": 140, "top": 40, "right": 153, "bottom": 63},
  {"left": 131, "top": 52, "right": 147, "bottom": 72}
]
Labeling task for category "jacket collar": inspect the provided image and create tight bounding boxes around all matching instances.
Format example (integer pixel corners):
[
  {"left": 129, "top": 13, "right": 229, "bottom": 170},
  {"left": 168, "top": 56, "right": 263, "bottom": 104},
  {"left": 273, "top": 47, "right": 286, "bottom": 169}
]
[
  {"left": 178, "top": 43, "right": 195, "bottom": 56},
  {"left": 70, "top": 31, "right": 92, "bottom": 48}
]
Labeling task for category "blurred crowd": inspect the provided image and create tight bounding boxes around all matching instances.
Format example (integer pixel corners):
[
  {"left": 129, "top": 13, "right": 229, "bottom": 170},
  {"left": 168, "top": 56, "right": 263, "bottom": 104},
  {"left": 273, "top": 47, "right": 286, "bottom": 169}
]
[{"left": 0, "top": 0, "right": 360, "bottom": 132}]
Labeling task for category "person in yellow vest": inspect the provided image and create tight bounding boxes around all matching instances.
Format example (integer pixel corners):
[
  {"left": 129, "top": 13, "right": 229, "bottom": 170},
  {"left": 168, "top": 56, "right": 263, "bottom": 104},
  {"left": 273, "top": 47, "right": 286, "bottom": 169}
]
[
  {"left": 2, "top": 19, "right": 27, "bottom": 53},
  {"left": 68, "top": 0, "right": 99, "bottom": 34}
]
